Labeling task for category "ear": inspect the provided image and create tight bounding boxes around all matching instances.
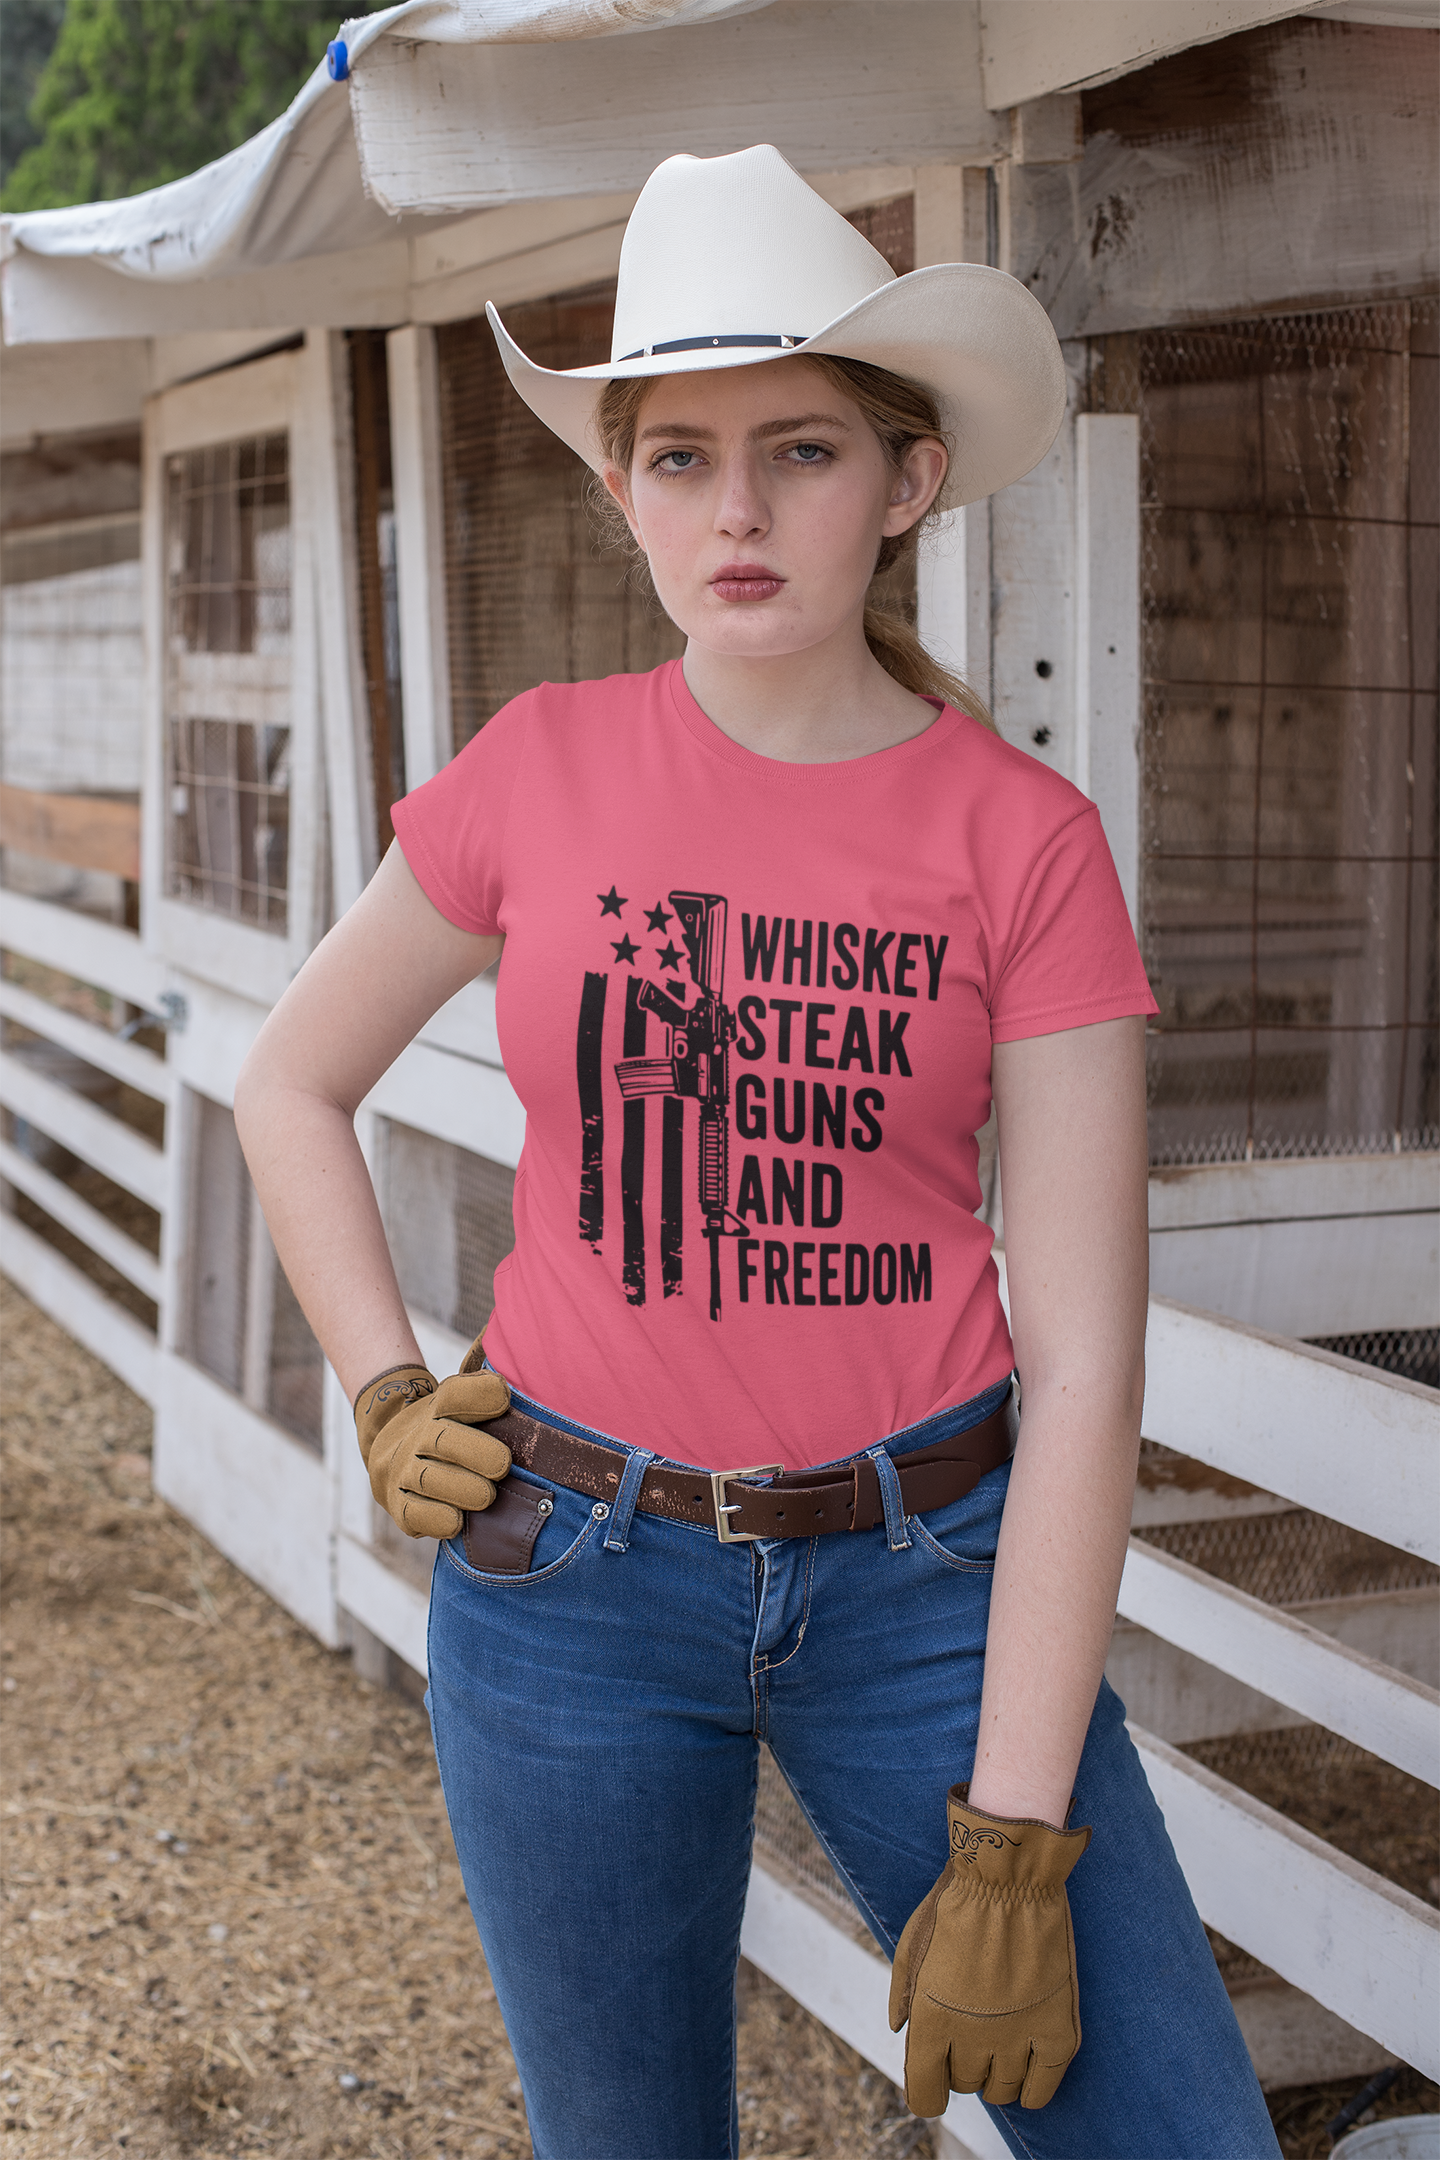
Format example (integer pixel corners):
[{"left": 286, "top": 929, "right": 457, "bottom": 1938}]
[
  {"left": 881, "top": 437, "right": 948, "bottom": 539},
  {"left": 601, "top": 462, "right": 646, "bottom": 552}
]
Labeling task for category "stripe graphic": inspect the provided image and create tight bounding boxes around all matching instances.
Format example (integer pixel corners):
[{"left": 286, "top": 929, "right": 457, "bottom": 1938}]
[
  {"left": 660, "top": 1095, "right": 684, "bottom": 1297},
  {"left": 621, "top": 976, "right": 647, "bottom": 1305},
  {"left": 577, "top": 971, "right": 607, "bottom": 1249}
]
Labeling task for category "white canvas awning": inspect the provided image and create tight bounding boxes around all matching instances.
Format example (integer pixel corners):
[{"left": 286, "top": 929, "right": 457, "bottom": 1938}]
[{"left": 2, "top": 0, "right": 1432, "bottom": 345}]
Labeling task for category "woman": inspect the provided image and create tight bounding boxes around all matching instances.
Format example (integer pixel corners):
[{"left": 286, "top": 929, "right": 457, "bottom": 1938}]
[{"left": 236, "top": 146, "right": 1280, "bottom": 2160}]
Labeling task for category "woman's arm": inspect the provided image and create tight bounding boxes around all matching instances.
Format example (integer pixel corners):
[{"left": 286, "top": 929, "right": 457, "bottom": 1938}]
[
  {"left": 233, "top": 845, "right": 502, "bottom": 1401},
  {"left": 969, "top": 1014, "right": 1149, "bottom": 1826}
]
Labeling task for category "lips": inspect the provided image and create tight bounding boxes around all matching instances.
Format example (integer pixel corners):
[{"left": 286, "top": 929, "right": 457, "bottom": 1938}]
[{"left": 709, "top": 561, "right": 786, "bottom": 603}]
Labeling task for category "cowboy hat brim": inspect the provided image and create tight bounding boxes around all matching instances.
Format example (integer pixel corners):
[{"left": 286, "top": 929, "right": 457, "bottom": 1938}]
[{"left": 486, "top": 263, "right": 1066, "bottom": 510}]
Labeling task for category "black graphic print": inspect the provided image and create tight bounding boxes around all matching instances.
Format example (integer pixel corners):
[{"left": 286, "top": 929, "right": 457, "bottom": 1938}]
[
  {"left": 574, "top": 886, "right": 741, "bottom": 1320},
  {"left": 575, "top": 893, "right": 943, "bottom": 1325}
]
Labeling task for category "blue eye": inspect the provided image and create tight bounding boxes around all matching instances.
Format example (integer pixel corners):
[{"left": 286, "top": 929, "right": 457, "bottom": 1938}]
[
  {"left": 794, "top": 443, "right": 824, "bottom": 460},
  {"left": 655, "top": 449, "right": 697, "bottom": 472}
]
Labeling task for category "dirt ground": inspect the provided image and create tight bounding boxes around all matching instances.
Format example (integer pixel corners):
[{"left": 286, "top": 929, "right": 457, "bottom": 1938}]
[{"left": 1, "top": 1277, "right": 1435, "bottom": 2160}]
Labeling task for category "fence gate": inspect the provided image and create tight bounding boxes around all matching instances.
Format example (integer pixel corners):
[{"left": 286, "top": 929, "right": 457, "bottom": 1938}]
[{"left": 142, "top": 350, "right": 336, "bottom": 1640}]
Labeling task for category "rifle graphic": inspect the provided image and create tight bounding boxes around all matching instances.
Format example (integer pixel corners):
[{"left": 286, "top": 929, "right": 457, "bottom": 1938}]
[{"left": 614, "top": 892, "right": 742, "bottom": 1314}]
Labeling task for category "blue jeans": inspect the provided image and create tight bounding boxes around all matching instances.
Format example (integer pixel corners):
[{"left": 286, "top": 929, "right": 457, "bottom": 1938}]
[{"left": 426, "top": 1378, "right": 1280, "bottom": 2160}]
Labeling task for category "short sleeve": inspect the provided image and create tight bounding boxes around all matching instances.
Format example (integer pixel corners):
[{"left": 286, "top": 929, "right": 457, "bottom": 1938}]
[
  {"left": 389, "top": 697, "right": 531, "bottom": 935},
  {"left": 988, "top": 804, "right": 1157, "bottom": 1042}
]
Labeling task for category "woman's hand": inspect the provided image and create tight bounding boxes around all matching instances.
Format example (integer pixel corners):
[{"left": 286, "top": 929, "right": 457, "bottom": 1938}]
[
  {"left": 233, "top": 845, "right": 502, "bottom": 1402},
  {"left": 971, "top": 1014, "right": 1148, "bottom": 1825}
]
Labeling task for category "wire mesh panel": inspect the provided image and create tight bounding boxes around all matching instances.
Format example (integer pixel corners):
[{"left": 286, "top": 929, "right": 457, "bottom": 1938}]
[
  {"left": 1138, "top": 300, "right": 1438, "bottom": 1163},
  {"left": 182, "top": 1089, "right": 323, "bottom": 1449},
  {"left": 1, "top": 522, "right": 143, "bottom": 794},
  {"left": 1307, "top": 1326, "right": 1439, "bottom": 1390},
  {"left": 379, "top": 1119, "right": 516, "bottom": 1339},
  {"left": 436, "top": 287, "right": 684, "bottom": 753},
  {"left": 164, "top": 435, "right": 292, "bottom": 931}
]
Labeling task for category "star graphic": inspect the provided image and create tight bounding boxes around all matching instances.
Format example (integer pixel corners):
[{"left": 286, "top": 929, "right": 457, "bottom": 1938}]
[
  {"left": 656, "top": 940, "right": 684, "bottom": 972},
  {"left": 611, "top": 934, "right": 640, "bottom": 965},
  {"left": 597, "top": 885, "right": 627, "bottom": 918},
  {"left": 644, "top": 901, "right": 672, "bottom": 933}
]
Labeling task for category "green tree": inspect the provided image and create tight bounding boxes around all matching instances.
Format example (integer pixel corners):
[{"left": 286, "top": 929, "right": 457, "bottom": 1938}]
[
  {"left": 1, "top": 0, "right": 387, "bottom": 214},
  {"left": 0, "top": 0, "right": 66, "bottom": 190}
]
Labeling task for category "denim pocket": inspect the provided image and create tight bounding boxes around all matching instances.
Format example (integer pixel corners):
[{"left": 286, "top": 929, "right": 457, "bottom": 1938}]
[
  {"left": 904, "top": 1458, "right": 1011, "bottom": 1572},
  {"left": 440, "top": 1470, "right": 604, "bottom": 1587}
]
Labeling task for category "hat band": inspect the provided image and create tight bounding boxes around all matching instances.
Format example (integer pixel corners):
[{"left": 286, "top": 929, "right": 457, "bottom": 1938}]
[{"left": 616, "top": 332, "right": 810, "bottom": 361}]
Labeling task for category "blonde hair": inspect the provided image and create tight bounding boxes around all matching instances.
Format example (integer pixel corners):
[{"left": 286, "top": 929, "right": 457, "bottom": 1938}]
[{"left": 591, "top": 356, "right": 996, "bottom": 731}]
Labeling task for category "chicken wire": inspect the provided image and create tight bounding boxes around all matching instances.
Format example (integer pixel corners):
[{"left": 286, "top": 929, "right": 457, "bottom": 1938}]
[
  {"left": 1306, "top": 1326, "right": 1439, "bottom": 1391},
  {"left": 378, "top": 1119, "right": 516, "bottom": 1340},
  {"left": 183, "top": 1090, "right": 323, "bottom": 1450},
  {"left": 435, "top": 199, "right": 918, "bottom": 753},
  {"left": 164, "top": 434, "right": 292, "bottom": 932},
  {"left": 1136, "top": 299, "right": 1438, "bottom": 1165},
  {"left": 1133, "top": 1506, "right": 1438, "bottom": 1606}
]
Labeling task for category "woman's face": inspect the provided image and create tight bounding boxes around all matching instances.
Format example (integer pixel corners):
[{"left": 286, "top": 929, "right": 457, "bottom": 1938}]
[{"left": 603, "top": 360, "right": 946, "bottom": 663}]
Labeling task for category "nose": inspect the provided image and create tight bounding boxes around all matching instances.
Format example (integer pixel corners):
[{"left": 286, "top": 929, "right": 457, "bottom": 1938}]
[{"left": 712, "top": 450, "right": 770, "bottom": 542}]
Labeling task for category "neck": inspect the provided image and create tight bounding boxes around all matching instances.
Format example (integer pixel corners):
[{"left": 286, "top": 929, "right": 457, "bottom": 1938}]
[{"left": 681, "top": 616, "right": 939, "bottom": 764}]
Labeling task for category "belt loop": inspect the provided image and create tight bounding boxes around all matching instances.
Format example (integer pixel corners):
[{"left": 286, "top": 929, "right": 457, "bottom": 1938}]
[
  {"left": 865, "top": 1444, "right": 912, "bottom": 1551},
  {"left": 603, "top": 1446, "right": 655, "bottom": 1553}
]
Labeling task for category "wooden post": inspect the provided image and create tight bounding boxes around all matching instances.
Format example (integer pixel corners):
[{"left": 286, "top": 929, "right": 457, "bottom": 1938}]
[
  {"left": 1074, "top": 413, "right": 1141, "bottom": 925},
  {"left": 297, "top": 330, "right": 377, "bottom": 914},
  {"left": 386, "top": 325, "right": 452, "bottom": 789},
  {"left": 914, "top": 167, "right": 994, "bottom": 712}
]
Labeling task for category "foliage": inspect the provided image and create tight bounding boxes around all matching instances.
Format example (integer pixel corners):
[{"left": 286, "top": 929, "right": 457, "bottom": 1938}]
[
  {"left": 1, "top": 0, "right": 387, "bottom": 214},
  {"left": 0, "top": 0, "right": 66, "bottom": 190}
]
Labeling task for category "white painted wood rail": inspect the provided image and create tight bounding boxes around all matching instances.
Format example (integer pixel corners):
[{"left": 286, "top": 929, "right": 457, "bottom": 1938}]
[
  {"left": 1136, "top": 1728, "right": 1440, "bottom": 2080},
  {"left": 0, "top": 975, "right": 172, "bottom": 1102},
  {"left": 1119, "top": 1539, "right": 1440, "bottom": 1788},
  {"left": 1143, "top": 1299, "right": 1440, "bottom": 1565},
  {"left": 0, "top": 1048, "right": 166, "bottom": 1211},
  {"left": 0, "top": 1137, "right": 161, "bottom": 1303}
]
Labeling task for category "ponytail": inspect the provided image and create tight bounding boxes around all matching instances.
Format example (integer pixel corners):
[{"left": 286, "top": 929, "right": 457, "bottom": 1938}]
[{"left": 863, "top": 604, "right": 993, "bottom": 730}]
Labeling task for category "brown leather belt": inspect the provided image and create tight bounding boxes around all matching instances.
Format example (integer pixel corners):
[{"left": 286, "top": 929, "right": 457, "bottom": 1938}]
[{"left": 462, "top": 1392, "right": 1018, "bottom": 1570}]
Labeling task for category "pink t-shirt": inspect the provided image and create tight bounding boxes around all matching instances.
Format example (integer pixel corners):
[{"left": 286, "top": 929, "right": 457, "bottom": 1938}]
[{"left": 391, "top": 659, "right": 1156, "bottom": 1471}]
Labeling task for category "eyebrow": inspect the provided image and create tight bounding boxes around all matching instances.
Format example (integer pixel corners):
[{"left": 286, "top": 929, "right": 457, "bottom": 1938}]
[{"left": 636, "top": 411, "right": 854, "bottom": 444}]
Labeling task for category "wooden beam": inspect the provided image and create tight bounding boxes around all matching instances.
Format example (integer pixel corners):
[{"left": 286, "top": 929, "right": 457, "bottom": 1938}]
[
  {"left": 1074, "top": 414, "right": 1140, "bottom": 928},
  {"left": 1007, "top": 17, "right": 1439, "bottom": 336},
  {"left": 0, "top": 978, "right": 171, "bottom": 1104},
  {"left": 979, "top": 0, "right": 1315, "bottom": 109},
  {"left": 0, "top": 1209, "right": 157, "bottom": 1403},
  {"left": 363, "top": 1037, "right": 526, "bottom": 1172},
  {"left": 1143, "top": 1300, "right": 1440, "bottom": 1565},
  {"left": 0, "top": 890, "right": 166, "bottom": 1012},
  {"left": 350, "top": 4, "right": 1006, "bottom": 217},
  {"left": 386, "top": 325, "right": 452, "bottom": 790},
  {"left": 0, "top": 785, "right": 139, "bottom": 881},
  {"left": 0, "top": 1050, "right": 166, "bottom": 1211},
  {"left": 1132, "top": 1726, "right": 1440, "bottom": 2075},
  {"left": 0, "top": 1138, "right": 162, "bottom": 1304},
  {"left": 1118, "top": 1539, "right": 1440, "bottom": 1785}
]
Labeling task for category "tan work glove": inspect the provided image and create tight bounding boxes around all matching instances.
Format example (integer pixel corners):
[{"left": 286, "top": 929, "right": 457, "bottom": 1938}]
[
  {"left": 888, "top": 1784, "right": 1091, "bottom": 2116},
  {"left": 354, "top": 1364, "right": 511, "bottom": 1540}
]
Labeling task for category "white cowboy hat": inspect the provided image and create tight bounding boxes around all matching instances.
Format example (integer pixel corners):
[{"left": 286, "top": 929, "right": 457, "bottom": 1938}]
[{"left": 486, "top": 143, "right": 1065, "bottom": 509}]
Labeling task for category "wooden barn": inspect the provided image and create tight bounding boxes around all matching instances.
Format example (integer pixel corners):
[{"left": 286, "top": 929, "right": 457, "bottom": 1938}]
[{"left": 1, "top": 3, "right": 1435, "bottom": 2149}]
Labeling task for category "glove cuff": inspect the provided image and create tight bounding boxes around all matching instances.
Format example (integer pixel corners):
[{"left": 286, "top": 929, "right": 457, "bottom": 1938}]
[
  {"left": 945, "top": 1784, "right": 1091, "bottom": 1890},
  {"left": 354, "top": 1365, "right": 436, "bottom": 1464}
]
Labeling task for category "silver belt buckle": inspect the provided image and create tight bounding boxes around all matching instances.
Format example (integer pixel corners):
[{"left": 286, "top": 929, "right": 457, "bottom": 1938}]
[{"left": 711, "top": 1463, "right": 783, "bottom": 1543}]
